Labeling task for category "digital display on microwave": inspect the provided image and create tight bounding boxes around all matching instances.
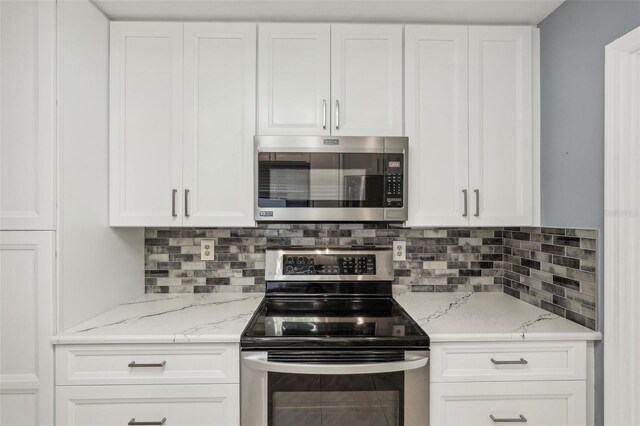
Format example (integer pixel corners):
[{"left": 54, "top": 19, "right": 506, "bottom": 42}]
[{"left": 388, "top": 161, "right": 401, "bottom": 168}]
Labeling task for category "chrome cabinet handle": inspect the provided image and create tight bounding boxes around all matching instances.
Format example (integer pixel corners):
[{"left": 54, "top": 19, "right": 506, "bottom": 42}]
[
  {"left": 128, "top": 418, "right": 166, "bottom": 425},
  {"left": 490, "top": 358, "right": 528, "bottom": 365},
  {"left": 490, "top": 414, "right": 527, "bottom": 423},
  {"left": 322, "top": 99, "right": 327, "bottom": 129},
  {"left": 171, "top": 189, "right": 177, "bottom": 218},
  {"left": 335, "top": 100, "right": 340, "bottom": 130},
  {"left": 474, "top": 189, "right": 480, "bottom": 217},
  {"left": 128, "top": 361, "right": 167, "bottom": 368},
  {"left": 462, "top": 189, "right": 468, "bottom": 217},
  {"left": 184, "top": 189, "right": 190, "bottom": 218}
]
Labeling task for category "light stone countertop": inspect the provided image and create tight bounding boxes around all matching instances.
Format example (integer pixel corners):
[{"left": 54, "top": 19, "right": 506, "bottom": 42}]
[
  {"left": 53, "top": 293, "right": 264, "bottom": 345},
  {"left": 393, "top": 289, "right": 602, "bottom": 342},
  {"left": 53, "top": 290, "right": 601, "bottom": 345}
]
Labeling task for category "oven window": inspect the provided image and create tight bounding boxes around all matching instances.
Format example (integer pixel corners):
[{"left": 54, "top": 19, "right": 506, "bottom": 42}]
[
  {"left": 268, "top": 372, "right": 403, "bottom": 426},
  {"left": 258, "top": 152, "right": 384, "bottom": 208}
]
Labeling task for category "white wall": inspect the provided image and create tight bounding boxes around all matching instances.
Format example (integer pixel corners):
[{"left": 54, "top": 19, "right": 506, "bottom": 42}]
[{"left": 57, "top": 0, "right": 143, "bottom": 330}]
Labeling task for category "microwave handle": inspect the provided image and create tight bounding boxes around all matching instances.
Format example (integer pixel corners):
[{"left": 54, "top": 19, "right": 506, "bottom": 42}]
[{"left": 242, "top": 352, "right": 428, "bottom": 375}]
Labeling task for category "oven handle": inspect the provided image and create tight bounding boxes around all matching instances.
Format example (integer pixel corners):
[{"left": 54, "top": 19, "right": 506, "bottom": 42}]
[{"left": 242, "top": 352, "right": 429, "bottom": 375}]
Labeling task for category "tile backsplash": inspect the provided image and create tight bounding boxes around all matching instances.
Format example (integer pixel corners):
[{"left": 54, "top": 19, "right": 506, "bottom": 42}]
[{"left": 145, "top": 224, "right": 598, "bottom": 330}]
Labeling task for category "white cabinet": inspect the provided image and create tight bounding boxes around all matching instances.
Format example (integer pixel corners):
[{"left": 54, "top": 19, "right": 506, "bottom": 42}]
[
  {"left": 331, "top": 25, "right": 403, "bottom": 136},
  {"left": 258, "top": 24, "right": 330, "bottom": 136},
  {"left": 56, "top": 384, "right": 239, "bottom": 426},
  {"left": 0, "top": 1, "right": 56, "bottom": 230},
  {"left": 110, "top": 22, "right": 256, "bottom": 227},
  {"left": 431, "top": 381, "right": 586, "bottom": 426},
  {"left": 257, "top": 23, "right": 403, "bottom": 136},
  {"left": 109, "top": 22, "right": 184, "bottom": 227},
  {"left": 469, "top": 26, "right": 533, "bottom": 226},
  {"left": 183, "top": 23, "right": 256, "bottom": 227},
  {"left": 406, "top": 25, "right": 537, "bottom": 227},
  {"left": 55, "top": 344, "right": 240, "bottom": 426},
  {"left": 405, "top": 26, "right": 469, "bottom": 226},
  {"left": 0, "top": 231, "right": 55, "bottom": 426},
  {"left": 430, "top": 341, "right": 588, "bottom": 426}
]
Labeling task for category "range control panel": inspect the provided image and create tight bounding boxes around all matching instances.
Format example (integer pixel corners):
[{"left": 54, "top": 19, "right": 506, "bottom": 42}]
[{"left": 283, "top": 254, "right": 376, "bottom": 276}]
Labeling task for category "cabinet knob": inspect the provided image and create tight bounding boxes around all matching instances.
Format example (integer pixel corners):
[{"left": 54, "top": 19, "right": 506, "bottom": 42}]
[
  {"left": 128, "top": 417, "right": 166, "bottom": 425},
  {"left": 490, "top": 414, "right": 527, "bottom": 423}
]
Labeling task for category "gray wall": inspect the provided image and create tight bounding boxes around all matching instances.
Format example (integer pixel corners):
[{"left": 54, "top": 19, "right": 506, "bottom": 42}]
[{"left": 539, "top": 1, "right": 640, "bottom": 424}]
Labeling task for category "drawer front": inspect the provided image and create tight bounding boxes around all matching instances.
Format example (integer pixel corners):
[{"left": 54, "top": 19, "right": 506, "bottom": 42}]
[
  {"left": 56, "top": 344, "right": 239, "bottom": 385},
  {"left": 431, "top": 381, "right": 586, "bottom": 426},
  {"left": 430, "top": 341, "right": 586, "bottom": 382},
  {"left": 56, "top": 384, "right": 239, "bottom": 426}
]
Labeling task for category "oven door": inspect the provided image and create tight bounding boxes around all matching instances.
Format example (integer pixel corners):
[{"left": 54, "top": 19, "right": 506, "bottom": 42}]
[
  {"left": 240, "top": 350, "right": 429, "bottom": 426},
  {"left": 255, "top": 136, "right": 407, "bottom": 222}
]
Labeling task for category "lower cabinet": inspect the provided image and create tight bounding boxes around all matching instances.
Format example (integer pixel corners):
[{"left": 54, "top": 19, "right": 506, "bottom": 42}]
[
  {"left": 56, "top": 384, "right": 239, "bottom": 426},
  {"left": 55, "top": 343, "right": 240, "bottom": 426},
  {"left": 431, "top": 381, "right": 586, "bottom": 426},
  {"left": 430, "top": 341, "right": 589, "bottom": 426}
]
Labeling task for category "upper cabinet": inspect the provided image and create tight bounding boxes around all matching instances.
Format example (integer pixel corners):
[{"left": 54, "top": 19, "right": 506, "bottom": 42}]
[
  {"left": 468, "top": 26, "right": 533, "bottom": 226},
  {"left": 110, "top": 22, "right": 256, "bottom": 227},
  {"left": 0, "top": 1, "right": 56, "bottom": 230},
  {"left": 258, "top": 24, "right": 330, "bottom": 135},
  {"left": 257, "top": 24, "right": 403, "bottom": 136},
  {"left": 406, "top": 25, "right": 537, "bottom": 227}
]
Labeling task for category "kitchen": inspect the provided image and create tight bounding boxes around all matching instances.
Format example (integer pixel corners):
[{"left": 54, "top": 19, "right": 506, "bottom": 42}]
[{"left": 1, "top": 0, "right": 639, "bottom": 425}]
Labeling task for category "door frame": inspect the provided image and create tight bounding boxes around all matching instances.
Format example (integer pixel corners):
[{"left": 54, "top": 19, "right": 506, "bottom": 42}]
[{"left": 604, "top": 25, "right": 640, "bottom": 426}]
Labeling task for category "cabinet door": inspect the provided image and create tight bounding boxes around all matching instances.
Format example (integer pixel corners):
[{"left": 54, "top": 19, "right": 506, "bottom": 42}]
[
  {"left": 183, "top": 24, "right": 256, "bottom": 227},
  {"left": 469, "top": 26, "right": 533, "bottom": 226},
  {"left": 331, "top": 25, "right": 403, "bottom": 136},
  {"left": 0, "top": 1, "right": 56, "bottom": 230},
  {"left": 56, "top": 384, "right": 239, "bottom": 426},
  {"left": 110, "top": 22, "right": 184, "bottom": 226},
  {"left": 258, "top": 24, "right": 331, "bottom": 135},
  {"left": 431, "top": 381, "right": 586, "bottom": 426},
  {"left": 405, "top": 26, "right": 469, "bottom": 226},
  {"left": 0, "top": 231, "right": 54, "bottom": 426}
]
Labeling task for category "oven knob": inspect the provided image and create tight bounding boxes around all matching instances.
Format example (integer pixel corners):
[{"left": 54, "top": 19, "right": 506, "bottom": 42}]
[
  {"left": 297, "top": 256, "right": 305, "bottom": 263},
  {"left": 286, "top": 256, "right": 294, "bottom": 263},
  {"left": 307, "top": 266, "right": 316, "bottom": 273},
  {"left": 285, "top": 265, "right": 294, "bottom": 273}
]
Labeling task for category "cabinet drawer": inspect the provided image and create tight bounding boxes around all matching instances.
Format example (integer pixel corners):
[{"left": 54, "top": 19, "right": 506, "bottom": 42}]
[
  {"left": 430, "top": 341, "right": 586, "bottom": 382},
  {"left": 431, "top": 381, "right": 586, "bottom": 426},
  {"left": 56, "top": 384, "right": 239, "bottom": 426},
  {"left": 56, "top": 344, "right": 239, "bottom": 385}
]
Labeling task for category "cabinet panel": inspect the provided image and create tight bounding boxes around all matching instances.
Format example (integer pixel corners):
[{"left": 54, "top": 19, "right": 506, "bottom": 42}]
[
  {"left": 331, "top": 25, "right": 403, "bottom": 136},
  {"left": 405, "top": 26, "right": 469, "bottom": 226},
  {"left": 110, "top": 22, "right": 183, "bottom": 226},
  {"left": 56, "top": 343, "right": 239, "bottom": 386},
  {"left": 258, "top": 24, "right": 330, "bottom": 135},
  {"left": 0, "top": 1, "right": 55, "bottom": 230},
  {"left": 0, "top": 231, "right": 55, "bottom": 425},
  {"left": 183, "top": 23, "right": 256, "bottom": 226},
  {"left": 431, "top": 381, "right": 586, "bottom": 426},
  {"left": 56, "top": 384, "right": 239, "bottom": 426},
  {"left": 430, "top": 341, "right": 587, "bottom": 383},
  {"left": 469, "top": 26, "right": 533, "bottom": 226}
]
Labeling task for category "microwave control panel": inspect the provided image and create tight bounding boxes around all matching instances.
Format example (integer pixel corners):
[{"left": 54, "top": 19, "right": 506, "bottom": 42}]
[{"left": 384, "top": 154, "right": 404, "bottom": 208}]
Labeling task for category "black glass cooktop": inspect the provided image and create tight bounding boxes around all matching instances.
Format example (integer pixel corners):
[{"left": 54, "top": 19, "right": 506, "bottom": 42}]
[{"left": 241, "top": 297, "right": 430, "bottom": 351}]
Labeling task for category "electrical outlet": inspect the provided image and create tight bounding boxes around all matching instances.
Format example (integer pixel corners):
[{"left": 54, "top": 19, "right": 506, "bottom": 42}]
[
  {"left": 201, "top": 240, "right": 215, "bottom": 261},
  {"left": 393, "top": 240, "right": 406, "bottom": 261}
]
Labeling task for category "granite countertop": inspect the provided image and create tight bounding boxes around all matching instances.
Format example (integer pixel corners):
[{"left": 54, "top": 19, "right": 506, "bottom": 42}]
[
  {"left": 53, "top": 290, "right": 601, "bottom": 345},
  {"left": 53, "top": 293, "right": 264, "bottom": 345},
  {"left": 394, "top": 290, "right": 602, "bottom": 342}
]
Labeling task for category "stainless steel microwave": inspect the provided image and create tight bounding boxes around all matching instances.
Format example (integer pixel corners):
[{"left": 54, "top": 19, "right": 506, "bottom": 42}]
[{"left": 255, "top": 136, "right": 407, "bottom": 222}]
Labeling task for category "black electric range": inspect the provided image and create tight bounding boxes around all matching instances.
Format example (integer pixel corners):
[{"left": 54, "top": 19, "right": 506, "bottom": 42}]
[{"left": 240, "top": 247, "right": 430, "bottom": 352}]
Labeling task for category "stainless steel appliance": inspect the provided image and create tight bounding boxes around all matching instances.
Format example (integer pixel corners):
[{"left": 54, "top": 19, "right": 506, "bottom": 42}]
[
  {"left": 255, "top": 136, "right": 408, "bottom": 222},
  {"left": 240, "top": 247, "right": 429, "bottom": 426}
]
